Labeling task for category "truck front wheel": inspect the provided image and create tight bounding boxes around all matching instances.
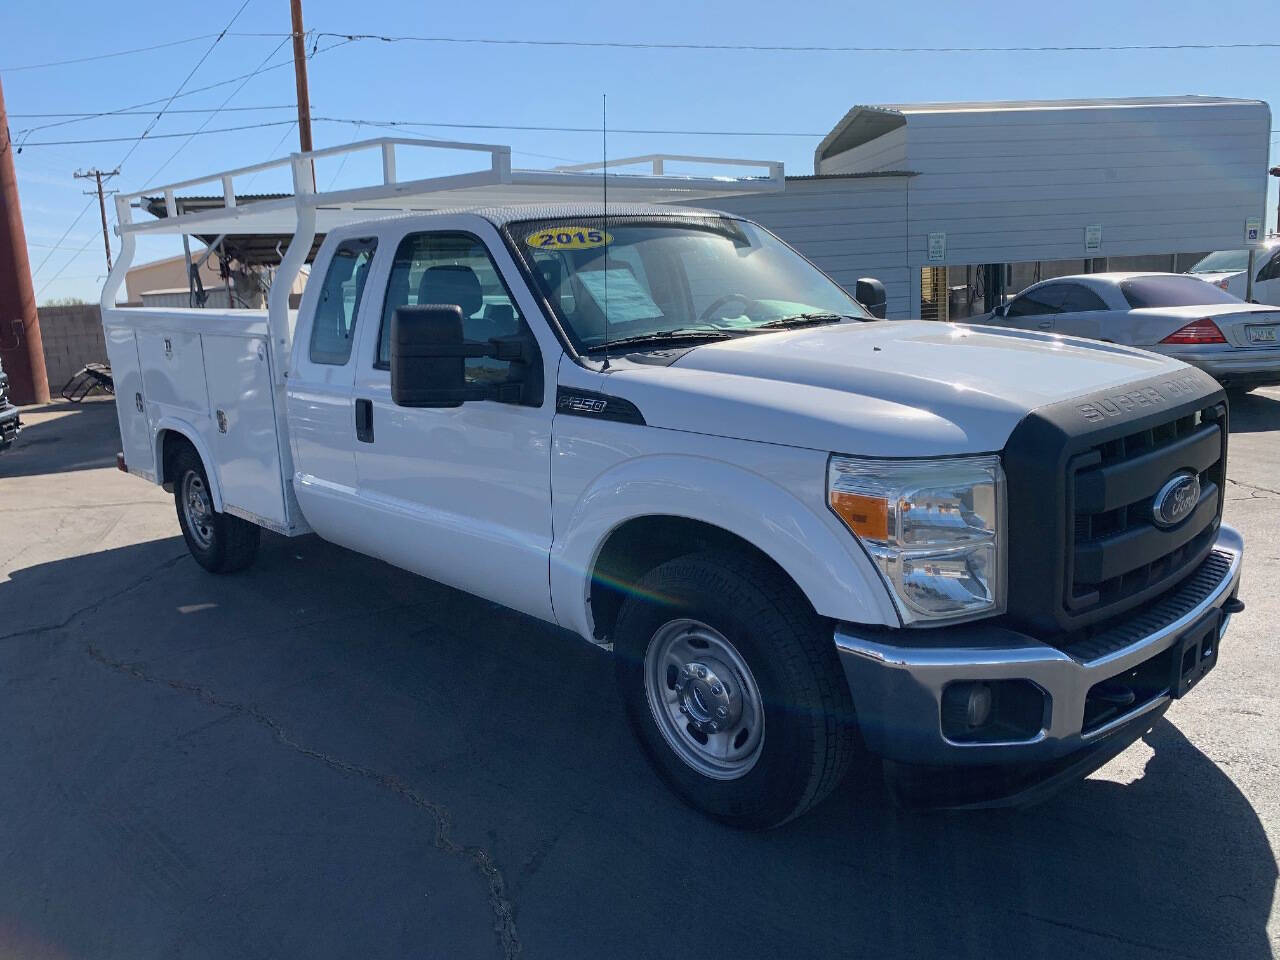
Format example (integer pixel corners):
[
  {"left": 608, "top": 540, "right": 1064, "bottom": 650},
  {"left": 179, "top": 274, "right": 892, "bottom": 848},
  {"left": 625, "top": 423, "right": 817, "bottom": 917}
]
[
  {"left": 172, "top": 445, "right": 260, "bottom": 574},
  {"left": 614, "top": 550, "right": 856, "bottom": 828}
]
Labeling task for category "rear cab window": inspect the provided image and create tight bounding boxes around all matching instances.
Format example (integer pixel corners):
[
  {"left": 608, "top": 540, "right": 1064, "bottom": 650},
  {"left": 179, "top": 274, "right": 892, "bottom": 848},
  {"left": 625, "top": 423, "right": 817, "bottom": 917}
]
[
  {"left": 309, "top": 238, "right": 377, "bottom": 365},
  {"left": 1120, "top": 275, "right": 1241, "bottom": 309}
]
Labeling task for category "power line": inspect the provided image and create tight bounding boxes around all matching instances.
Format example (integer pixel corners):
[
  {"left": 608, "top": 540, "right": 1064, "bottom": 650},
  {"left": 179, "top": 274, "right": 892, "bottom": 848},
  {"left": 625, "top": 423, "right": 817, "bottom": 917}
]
[
  {"left": 29, "top": 0, "right": 258, "bottom": 279},
  {"left": 317, "top": 31, "right": 1280, "bottom": 54},
  {"left": 13, "top": 37, "right": 350, "bottom": 140},
  {"left": 323, "top": 116, "right": 824, "bottom": 138},
  {"left": 9, "top": 105, "right": 297, "bottom": 118},
  {"left": 19, "top": 119, "right": 301, "bottom": 146},
  {"left": 141, "top": 35, "right": 293, "bottom": 185},
  {"left": 0, "top": 32, "right": 291, "bottom": 73}
]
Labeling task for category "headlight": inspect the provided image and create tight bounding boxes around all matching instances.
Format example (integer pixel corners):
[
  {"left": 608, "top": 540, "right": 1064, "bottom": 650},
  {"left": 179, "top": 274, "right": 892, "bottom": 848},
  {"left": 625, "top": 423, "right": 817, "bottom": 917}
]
[{"left": 827, "top": 455, "right": 1005, "bottom": 625}]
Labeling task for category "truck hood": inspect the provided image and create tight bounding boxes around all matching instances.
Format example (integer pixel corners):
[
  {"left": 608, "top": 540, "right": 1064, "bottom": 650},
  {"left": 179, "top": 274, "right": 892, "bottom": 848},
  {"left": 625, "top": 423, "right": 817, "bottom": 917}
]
[{"left": 605, "top": 321, "right": 1190, "bottom": 456}]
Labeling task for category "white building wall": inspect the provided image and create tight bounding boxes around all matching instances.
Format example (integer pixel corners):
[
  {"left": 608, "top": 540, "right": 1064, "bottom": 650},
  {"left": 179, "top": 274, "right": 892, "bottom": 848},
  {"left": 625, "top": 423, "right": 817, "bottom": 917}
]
[
  {"left": 697, "top": 176, "right": 912, "bottom": 318},
  {"left": 901, "top": 100, "right": 1272, "bottom": 271}
]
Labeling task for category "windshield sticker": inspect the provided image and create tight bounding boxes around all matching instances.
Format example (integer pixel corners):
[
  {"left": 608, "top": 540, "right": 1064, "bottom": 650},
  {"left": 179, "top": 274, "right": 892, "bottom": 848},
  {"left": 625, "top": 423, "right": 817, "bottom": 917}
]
[
  {"left": 576, "top": 268, "right": 665, "bottom": 324},
  {"left": 525, "top": 227, "right": 612, "bottom": 250}
]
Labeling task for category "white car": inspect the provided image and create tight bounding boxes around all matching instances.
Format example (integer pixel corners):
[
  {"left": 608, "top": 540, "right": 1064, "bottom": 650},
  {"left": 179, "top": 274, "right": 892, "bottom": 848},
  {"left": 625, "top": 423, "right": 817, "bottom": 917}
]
[
  {"left": 1187, "top": 239, "right": 1280, "bottom": 306},
  {"left": 982, "top": 272, "right": 1280, "bottom": 391}
]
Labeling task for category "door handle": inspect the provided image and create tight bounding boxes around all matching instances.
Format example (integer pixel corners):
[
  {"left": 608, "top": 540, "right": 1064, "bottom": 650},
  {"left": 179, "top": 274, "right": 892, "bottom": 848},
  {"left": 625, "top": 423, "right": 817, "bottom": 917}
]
[
  {"left": 1037, "top": 319, "right": 1054, "bottom": 329},
  {"left": 355, "top": 398, "right": 374, "bottom": 443}
]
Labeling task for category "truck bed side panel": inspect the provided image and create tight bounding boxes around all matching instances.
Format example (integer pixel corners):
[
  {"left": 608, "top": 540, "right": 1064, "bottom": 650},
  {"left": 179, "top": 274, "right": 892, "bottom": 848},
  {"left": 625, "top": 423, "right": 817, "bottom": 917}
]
[{"left": 137, "top": 329, "right": 209, "bottom": 415}]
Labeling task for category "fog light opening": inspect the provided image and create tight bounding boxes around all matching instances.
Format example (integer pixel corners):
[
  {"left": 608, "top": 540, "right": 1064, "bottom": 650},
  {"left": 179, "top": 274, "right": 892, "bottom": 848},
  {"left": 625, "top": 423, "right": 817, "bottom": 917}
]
[{"left": 941, "top": 679, "right": 1046, "bottom": 744}]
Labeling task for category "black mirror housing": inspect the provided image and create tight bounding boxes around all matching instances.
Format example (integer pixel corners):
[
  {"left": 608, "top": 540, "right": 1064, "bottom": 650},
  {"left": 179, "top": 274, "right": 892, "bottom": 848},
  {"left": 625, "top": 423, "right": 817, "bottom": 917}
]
[
  {"left": 855, "top": 277, "right": 888, "bottom": 319},
  {"left": 391, "top": 305, "right": 468, "bottom": 407},
  {"left": 390, "top": 304, "right": 541, "bottom": 408}
]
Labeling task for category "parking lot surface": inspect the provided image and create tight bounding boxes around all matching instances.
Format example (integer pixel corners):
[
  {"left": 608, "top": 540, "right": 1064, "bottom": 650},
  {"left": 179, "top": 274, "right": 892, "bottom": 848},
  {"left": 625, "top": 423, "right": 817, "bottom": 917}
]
[{"left": 1, "top": 394, "right": 1278, "bottom": 960}]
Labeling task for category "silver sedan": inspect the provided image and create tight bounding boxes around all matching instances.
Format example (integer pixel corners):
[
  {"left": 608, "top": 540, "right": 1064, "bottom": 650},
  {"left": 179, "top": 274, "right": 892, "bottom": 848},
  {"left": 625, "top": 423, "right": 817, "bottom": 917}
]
[{"left": 979, "top": 272, "right": 1280, "bottom": 391}]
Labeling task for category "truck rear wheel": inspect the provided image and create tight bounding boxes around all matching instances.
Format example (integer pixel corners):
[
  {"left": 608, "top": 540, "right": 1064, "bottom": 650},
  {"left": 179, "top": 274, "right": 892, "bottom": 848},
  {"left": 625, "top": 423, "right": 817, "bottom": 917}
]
[
  {"left": 172, "top": 445, "right": 260, "bottom": 574},
  {"left": 614, "top": 550, "right": 856, "bottom": 829}
]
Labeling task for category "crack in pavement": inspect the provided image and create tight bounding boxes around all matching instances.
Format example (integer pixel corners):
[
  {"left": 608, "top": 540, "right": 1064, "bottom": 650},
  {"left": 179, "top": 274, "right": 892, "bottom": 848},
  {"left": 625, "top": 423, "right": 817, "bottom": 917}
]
[
  {"left": 1226, "top": 477, "right": 1280, "bottom": 499},
  {"left": 85, "top": 641, "right": 521, "bottom": 959},
  {"left": 0, "top": 553, "right": 189, "bottom": 642}
]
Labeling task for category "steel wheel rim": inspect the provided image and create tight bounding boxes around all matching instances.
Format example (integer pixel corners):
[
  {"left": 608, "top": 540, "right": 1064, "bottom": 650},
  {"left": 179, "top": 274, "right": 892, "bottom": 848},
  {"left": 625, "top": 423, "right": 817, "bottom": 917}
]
[
  {"left": 181, "top": 470, "right": 214, "bottom": 550},
  {"left": 643, "top": 618, "right": 765, "bottom": 780}
]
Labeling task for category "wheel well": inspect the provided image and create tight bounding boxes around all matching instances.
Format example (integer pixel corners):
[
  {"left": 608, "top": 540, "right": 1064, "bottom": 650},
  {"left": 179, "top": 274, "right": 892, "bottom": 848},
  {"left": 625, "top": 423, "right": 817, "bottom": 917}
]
[
  {"left": 157, "top": 430, "right": 197, "bottom": 490},
  {"left": 588, "top": 516, "right": 811, "bottom": 642}
]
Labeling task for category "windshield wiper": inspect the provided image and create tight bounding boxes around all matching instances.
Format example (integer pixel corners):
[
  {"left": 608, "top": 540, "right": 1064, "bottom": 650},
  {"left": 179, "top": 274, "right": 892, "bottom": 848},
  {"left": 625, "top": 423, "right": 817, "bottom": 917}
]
[
  {"left": 584, "top": 328, "right": 735, "bottom": 353},
  {"left": 755, "top": 313, "right": 859, "bottom": 329}
]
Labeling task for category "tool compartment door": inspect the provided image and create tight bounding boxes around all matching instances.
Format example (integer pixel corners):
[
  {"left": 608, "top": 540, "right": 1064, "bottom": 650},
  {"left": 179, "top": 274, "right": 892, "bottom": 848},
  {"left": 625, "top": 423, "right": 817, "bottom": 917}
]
[
  {"left": 103, "top": 325, "right": 156, "bottom": 480},
  {"left": 202, "top": 333, "right": 287, "bottom": 527}
]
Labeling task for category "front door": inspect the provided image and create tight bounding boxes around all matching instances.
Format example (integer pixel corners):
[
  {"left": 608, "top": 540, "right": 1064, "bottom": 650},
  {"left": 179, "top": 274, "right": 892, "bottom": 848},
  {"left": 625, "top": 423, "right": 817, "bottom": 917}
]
[{"left": 350, "top": 226, "right": 556, "bottom": 622}]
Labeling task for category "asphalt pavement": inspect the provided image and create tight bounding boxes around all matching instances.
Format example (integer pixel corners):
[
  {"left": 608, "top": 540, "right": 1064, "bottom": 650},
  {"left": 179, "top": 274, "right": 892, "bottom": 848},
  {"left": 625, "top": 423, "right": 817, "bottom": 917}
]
[{"left": 1, "top": 393, "right": 1277, "bottom": 960}]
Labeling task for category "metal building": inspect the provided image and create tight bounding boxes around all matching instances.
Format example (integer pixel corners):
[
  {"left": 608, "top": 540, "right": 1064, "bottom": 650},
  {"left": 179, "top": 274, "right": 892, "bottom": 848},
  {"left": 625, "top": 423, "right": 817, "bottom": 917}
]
[{"left": 709, "top": 96, "right": 1273, "bottom": 319}]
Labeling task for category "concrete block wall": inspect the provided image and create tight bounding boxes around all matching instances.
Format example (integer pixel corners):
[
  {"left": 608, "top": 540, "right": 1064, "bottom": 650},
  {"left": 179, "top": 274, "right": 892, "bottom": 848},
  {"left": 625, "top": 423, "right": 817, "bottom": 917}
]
[{"left": 37, "top": 304, "right": 107, "bottom": 392}]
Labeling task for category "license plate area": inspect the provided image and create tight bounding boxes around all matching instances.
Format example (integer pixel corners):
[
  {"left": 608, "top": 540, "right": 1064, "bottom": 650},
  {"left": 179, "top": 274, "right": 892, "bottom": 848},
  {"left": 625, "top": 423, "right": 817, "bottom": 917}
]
[
  {"left": 1246, "top": 324, "right": 1278, "bottom": 344},
  {"left": 1169, "top": 607, "right": 1222, "bottom": 698}
]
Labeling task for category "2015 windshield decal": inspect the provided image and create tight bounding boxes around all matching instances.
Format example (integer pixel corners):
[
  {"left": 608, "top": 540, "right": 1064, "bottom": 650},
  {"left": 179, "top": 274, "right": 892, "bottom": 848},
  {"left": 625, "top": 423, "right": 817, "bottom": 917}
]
[{"left": 526, "top": 227, "right": 612, "bottom": 250}]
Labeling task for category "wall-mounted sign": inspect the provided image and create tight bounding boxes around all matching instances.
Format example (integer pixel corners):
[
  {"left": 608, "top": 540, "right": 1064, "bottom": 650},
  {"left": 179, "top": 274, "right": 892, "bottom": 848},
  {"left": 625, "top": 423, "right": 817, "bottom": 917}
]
[
  {"left": 927, "top": 232, "right": 946, "bottom": 263},
  {"left": 1084, "top": 224, "right": 1103, "bottom": 253},
  {"left": 1245, "top": 217, "right": 1262, "bottom": 243}
]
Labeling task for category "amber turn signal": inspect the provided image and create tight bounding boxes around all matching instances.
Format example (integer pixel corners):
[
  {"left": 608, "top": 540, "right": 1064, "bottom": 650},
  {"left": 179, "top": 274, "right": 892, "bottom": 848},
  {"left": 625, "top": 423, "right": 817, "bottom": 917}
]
[{"left": 830, "top": 491, "right": 889, "bottom": 541}]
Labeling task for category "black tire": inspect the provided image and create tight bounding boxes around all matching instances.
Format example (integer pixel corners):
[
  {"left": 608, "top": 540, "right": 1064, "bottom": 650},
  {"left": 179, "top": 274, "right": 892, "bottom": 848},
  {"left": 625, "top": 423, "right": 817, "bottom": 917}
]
[
  {"left": 614, "top": 549, "right": 857, "bottom": 829},
  {"left": 172, "top": 443, "right": 260, "bottom": 574}
]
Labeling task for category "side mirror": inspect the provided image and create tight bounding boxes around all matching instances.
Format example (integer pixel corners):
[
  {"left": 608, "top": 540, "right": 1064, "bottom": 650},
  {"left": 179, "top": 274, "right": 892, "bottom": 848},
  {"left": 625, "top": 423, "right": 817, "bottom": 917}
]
[
  {"left": 855, "top": 277, "right": 887, "bottom": 319},
  {"left": 391, "top": 304, "right": 533, "bottom": 408}
]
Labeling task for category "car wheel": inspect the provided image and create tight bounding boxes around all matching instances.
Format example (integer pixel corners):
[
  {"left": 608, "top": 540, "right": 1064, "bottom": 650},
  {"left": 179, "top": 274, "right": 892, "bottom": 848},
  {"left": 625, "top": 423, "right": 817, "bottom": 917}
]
[
  {"left": 614, "top": 549, "right": 857, "bottom": 829},
  {"left": 172, "top": 444, "right": 260, "bottom": 573}
]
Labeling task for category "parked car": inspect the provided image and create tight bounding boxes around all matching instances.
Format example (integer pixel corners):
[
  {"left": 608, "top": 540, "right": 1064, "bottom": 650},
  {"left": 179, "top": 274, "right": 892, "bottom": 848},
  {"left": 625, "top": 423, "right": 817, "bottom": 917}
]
[
  {"left": 980, "top": 272, "right": 1280, "bottom": 391},
  {"left": 102, "top": 141, "right": 1245, "bottom": 828},
  {"left": 1187, "top": 238, "right": 1280, "bottom": 305},
  {"left": 0, "top": 357, "right": 20, "bottom": 451}
]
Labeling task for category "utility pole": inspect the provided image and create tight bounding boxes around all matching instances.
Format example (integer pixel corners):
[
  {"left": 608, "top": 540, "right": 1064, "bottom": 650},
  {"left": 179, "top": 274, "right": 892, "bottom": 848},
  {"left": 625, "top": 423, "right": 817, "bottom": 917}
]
[
  {"left": 1270, "top": 166, "right": 1280, "bottom": 235},
  {"left": 0, "top": 74, "right": 50, "bottom": 405},
  {"left": 290, "top": 0, "right": 313, "bottom": 154},
  {"left": 75, "top": 167, "right": 119, "bottom": 272}
]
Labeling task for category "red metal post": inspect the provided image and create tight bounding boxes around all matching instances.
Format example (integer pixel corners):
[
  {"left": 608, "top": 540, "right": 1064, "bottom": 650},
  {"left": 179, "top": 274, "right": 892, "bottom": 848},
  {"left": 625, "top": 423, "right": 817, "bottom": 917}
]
[{"left": 0, "top": 75, "right": 50, "bottom": 405}]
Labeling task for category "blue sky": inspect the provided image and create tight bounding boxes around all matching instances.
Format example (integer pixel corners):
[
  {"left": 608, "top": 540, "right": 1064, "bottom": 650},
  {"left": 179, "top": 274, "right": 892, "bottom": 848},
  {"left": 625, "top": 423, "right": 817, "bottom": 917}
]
[{"left": 3, "top": 0, "right": 1278, "bottom": 303}]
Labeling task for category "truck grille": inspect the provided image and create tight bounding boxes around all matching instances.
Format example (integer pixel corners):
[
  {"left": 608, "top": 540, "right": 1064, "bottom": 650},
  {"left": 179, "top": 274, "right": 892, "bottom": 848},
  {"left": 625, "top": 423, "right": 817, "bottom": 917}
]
[
  {"left": 1065, "top": 404, "right": 1225, "bottom": 618},
  {"left": 1002, "top": 370, "right": 1228, "bottom": 635},
  {"left": 0, "top": 374, "right": 9, "bottom": 407}
]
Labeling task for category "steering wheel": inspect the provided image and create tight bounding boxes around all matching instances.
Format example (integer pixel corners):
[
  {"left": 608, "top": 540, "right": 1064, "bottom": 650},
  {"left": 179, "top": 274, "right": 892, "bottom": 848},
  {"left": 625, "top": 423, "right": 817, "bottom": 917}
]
[{"left": 698, "top": 293, "right": 757, "bottom": 325}]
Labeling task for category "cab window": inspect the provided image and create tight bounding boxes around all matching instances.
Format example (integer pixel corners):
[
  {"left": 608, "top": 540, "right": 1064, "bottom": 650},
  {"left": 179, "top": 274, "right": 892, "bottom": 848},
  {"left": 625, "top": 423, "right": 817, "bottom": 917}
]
[
  {"left": 309, "top": 238, "right": 376, "bottom": 365},
  {"left": 376, "top": 232, "right": 525, "bottom": 387}
]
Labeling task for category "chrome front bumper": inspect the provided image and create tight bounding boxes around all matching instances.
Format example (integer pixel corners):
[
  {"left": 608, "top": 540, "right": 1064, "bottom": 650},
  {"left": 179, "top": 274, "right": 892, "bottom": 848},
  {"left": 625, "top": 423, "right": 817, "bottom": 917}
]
[
  {"left": 835, "top": 524, "right": 1243, "bottom": 768},
  {"left": 0, "top": 404, "right": 20, "bottom": 445}
]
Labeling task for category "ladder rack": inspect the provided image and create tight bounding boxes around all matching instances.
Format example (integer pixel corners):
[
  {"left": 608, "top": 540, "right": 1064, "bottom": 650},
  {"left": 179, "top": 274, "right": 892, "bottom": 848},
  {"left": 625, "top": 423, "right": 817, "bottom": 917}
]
[{"left": 102, "top": 135, "right": 785, "bottom": 381}]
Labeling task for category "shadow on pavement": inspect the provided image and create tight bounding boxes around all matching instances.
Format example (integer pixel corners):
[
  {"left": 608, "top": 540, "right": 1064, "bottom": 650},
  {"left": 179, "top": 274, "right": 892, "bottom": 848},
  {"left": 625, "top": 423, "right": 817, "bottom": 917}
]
[
  {"left": 1227, "top": 389, "right": 1280, "bottom": 434},
  {"left": 0, "top": 531, "right": 1272, "bottom": 960},
  {"left": 0, "top": 398, "right": 119, "bottom": 479}
]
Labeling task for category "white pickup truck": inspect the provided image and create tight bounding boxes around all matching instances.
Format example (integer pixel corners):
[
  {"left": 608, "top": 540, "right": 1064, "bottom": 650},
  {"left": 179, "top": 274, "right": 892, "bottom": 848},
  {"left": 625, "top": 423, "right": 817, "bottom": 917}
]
[{"left": 102, "top": 139, "right": 1244, "bottom": 827}]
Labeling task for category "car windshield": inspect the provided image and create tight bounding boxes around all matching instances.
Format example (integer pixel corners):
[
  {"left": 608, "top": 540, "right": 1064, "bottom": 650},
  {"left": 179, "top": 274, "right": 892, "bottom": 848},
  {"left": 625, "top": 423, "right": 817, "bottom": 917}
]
[
  {"left": 1188, "top": 249, "right": 1252, "bottom": 274},
  {"left": 508, "top": 217, "right": 868, "bottom": 351},
  {"left": 1120, "top": 274, "right": 1243, "bottom": 309}
]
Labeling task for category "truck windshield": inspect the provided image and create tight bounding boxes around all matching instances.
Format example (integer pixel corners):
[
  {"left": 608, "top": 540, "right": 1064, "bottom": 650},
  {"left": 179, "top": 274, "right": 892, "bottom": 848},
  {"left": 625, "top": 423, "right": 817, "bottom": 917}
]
[
  {"left": 508, "top": 217, "right": 868, "bottom": 351},
  {"left": 1188, "top": 250, "right": 1252, "bottom": 274}
]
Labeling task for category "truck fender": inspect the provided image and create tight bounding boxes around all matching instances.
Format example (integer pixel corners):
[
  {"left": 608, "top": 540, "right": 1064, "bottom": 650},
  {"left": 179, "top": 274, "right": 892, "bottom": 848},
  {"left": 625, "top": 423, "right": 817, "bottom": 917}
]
[
  {"left": 549, "top": 454, "right": 899, "bottom": 641},
  {"left": 153, "top": 417, "right": 225, "bottom": 512}
]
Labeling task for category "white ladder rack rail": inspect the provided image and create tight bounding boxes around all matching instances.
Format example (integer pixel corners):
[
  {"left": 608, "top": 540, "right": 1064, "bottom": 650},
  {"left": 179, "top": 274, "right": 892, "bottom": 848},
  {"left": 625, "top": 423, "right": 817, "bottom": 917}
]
[{"left": 102, "top": 136, "right": 785, "bottom": 381}]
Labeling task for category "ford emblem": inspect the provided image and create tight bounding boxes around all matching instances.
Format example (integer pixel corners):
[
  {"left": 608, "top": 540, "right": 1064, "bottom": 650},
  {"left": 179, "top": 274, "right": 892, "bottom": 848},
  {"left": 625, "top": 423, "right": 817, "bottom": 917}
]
[{"left": 1152, "top": 471, "right": 1200, "bottom": 529}]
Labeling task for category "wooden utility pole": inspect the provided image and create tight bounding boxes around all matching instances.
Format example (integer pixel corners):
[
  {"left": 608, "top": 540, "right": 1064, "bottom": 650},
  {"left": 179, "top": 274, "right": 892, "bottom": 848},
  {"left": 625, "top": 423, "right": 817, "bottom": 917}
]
[
  {"left": 290, "top": 0, "right": 313, "bottom": 154},
  {"left": 75, "top": 167, "right": 119, "bottom": 272},
  {"left": 0, "top": 74, "right": 50, "bottom": 405}
]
